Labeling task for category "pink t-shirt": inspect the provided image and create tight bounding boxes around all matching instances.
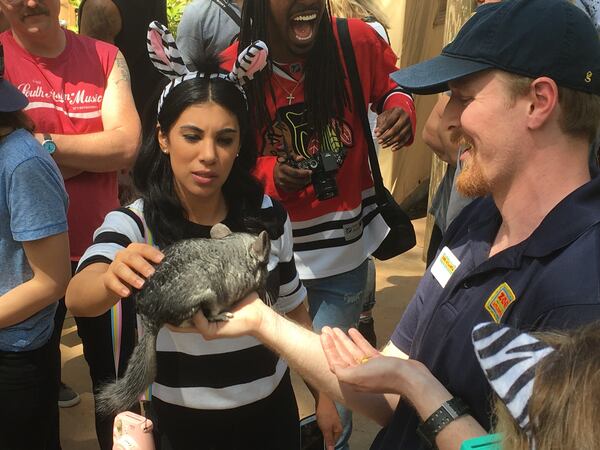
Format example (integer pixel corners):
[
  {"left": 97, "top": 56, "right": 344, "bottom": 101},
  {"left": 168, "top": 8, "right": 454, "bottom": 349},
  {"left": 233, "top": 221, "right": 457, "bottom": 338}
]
[{"left": 0, "top": 30, "right": 119, "bottom": 260}]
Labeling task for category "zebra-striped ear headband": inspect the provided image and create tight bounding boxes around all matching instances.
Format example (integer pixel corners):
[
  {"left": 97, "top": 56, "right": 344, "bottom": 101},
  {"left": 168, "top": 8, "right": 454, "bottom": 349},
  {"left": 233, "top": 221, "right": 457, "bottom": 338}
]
[
  {"left": 472, "top": 323, "right": 555, "bottom": 447},
  {"left": 147, "top": 21, "right": 268, "bottom": 113}
]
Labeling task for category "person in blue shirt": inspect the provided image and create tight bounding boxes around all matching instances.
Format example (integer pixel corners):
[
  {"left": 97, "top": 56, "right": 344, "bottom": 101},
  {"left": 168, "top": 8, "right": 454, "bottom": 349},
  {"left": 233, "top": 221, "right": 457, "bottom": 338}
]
[
  {"left": 0, "top": 48, "right": 71, "bottom": 450},
  {"left": 187, "top": 1, "right": 600, "bottom": 450}
]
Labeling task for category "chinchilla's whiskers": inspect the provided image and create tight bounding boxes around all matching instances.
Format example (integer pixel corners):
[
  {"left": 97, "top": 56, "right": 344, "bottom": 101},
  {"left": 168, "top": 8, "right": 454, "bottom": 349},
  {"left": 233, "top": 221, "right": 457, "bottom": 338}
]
[{"left": 264, "top": 291, "right": 274, "bottom": 307}]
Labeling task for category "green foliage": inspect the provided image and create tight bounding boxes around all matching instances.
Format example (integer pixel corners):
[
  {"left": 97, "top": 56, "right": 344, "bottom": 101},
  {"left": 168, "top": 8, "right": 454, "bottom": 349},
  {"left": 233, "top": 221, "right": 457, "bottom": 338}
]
[
  {"left": 64, "top": 0, "right": 81, "bottom": 32},
  {"left": 167, "top": 0, "right": 193, "bottom": 34},
  {"left": 63, "top": 0, "right": 190, "bottom": 35}
]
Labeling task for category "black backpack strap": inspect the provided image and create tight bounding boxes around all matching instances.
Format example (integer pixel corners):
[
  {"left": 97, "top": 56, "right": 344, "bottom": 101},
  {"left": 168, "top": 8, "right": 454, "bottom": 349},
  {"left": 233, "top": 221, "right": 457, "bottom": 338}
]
[
  {"left": 336, "top": 18, "right": 386, "bottom": 204},
  {"left": 210, "top": 0, "right": 242, "bottom": 27}
]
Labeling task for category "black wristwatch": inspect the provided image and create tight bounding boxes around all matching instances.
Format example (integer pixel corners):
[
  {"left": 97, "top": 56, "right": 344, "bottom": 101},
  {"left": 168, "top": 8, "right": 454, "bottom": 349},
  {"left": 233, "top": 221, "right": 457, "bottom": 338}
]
[
  {"left": 416, "top": 397, "right": 470, "bottom": 448},
  {"left": 42, "top": 133, "right": 57, "bottom": 155}
]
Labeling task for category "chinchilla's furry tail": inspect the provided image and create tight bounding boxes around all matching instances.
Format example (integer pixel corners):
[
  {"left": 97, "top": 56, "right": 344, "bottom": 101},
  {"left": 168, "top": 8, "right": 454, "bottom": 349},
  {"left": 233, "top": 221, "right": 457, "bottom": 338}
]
[{"left": 95, "top": 326, "right": 158, "bottom": 417}]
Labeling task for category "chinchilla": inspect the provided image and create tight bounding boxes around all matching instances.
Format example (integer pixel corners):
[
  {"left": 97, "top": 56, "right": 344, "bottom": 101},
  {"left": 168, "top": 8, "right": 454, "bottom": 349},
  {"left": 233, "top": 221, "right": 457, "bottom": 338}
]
[{"left": 95, "top": 223, "right": 270, "bottom": 417}]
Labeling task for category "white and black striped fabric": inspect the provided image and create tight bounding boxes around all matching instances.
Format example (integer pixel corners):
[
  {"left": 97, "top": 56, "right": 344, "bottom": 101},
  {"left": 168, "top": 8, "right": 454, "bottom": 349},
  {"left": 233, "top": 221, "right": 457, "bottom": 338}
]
[
  {"left": 472, "top": 322, "right": 554, "bottom": 433},
  {"left": 291, "top": 186, "right": 389, "bottom": 278},
  {"left": 147, "top": 20, "right": 268, "bottom": 113},
  {"left": 77, "top": 195, "right": 306, "bottom": 410},
  {"left": 230, "top": 41, "right": 269, "bottom": 86},
  {"left": 147, "top": 21, "right": 187, "bottom": 79}
]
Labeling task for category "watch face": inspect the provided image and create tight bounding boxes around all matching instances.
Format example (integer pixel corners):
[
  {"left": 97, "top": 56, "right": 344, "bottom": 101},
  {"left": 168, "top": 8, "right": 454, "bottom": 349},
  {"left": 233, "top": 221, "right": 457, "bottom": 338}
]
[{"left": 43, "top": 140, "right": 57, "bottom": 154}]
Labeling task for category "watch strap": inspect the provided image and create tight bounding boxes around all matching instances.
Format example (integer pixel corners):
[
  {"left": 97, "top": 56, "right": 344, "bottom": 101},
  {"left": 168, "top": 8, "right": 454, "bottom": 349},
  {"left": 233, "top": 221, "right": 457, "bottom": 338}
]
[
  {"left": 43, "top": 133, "right": 52, "bottom": 141},
  {"left": 417, "top": 397, "right": 470, "bottom": 448}
]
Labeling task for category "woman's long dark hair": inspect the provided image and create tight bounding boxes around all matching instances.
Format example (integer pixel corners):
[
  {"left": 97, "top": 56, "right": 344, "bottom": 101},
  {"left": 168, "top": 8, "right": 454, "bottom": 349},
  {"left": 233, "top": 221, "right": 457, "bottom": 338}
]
[
  {"left": 238, "top": 0, "right": 349, "bottom": 140},
  {"left": 133, "top": 58, "right": 278, "bottom": 247},
  {"left": 0, "top": 110, "right": 34, "bottom": 132}
]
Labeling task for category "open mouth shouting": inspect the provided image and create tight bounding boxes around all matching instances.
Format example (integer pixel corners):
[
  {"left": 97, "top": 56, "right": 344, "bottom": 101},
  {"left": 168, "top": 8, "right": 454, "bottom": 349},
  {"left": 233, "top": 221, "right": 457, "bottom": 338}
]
[{"left": 290, "top": 11, "right": 319, "bottom": 43}]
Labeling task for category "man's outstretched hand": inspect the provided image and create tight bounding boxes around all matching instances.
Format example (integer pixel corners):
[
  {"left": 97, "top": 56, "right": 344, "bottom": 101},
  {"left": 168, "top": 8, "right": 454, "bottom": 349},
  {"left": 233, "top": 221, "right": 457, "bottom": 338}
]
[{"left": 321, "top": 327, "right": 412, "bottom": 395}]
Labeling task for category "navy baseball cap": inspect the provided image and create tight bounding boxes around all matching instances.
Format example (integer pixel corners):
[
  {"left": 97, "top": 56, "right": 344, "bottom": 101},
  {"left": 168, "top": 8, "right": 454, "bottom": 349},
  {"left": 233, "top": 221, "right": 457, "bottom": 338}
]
[
  {"left": 391, "top": 0, "right": 600, "bottom": 95},
  {"left": 0, "top": 45, "right": 28, "bottom": 113}
]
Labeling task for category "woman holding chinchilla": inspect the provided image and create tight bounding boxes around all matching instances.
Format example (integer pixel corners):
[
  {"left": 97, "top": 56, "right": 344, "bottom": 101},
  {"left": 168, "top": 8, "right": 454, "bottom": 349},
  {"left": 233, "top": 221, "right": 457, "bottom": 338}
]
[{"left": 66, "top": 22, "right": 341, "bottom": 450}]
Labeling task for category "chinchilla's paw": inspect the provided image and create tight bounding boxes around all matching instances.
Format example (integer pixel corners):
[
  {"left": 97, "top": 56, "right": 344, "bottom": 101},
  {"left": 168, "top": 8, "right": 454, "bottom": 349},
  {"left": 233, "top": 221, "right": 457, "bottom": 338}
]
[{"left": 208, "top": 312, "right": 234, "bottom": 322}]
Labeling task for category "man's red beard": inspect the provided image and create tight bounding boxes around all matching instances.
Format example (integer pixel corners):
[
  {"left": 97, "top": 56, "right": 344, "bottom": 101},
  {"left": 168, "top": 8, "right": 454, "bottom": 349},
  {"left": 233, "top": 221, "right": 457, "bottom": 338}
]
[
  {"left": 456, "top": 156, "right": 490, "bottom": 198},
  {"left": 453, "top": 134, "right": 491, "bottom": 198}
]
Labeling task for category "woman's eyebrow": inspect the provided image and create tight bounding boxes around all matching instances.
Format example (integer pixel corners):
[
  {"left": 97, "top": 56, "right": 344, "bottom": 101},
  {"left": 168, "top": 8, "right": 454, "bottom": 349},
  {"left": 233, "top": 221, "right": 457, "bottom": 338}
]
[
  {"left": 217, "top": 127, "right": 238, "bottom": 134},
  {"left": 179, "top": 125, "right": 204, "bottom": 133}
]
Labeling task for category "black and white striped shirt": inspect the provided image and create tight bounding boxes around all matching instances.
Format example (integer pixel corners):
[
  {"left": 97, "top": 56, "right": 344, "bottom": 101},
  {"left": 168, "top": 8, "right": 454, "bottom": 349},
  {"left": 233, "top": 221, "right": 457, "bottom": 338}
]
[{"left": 77, "top": 195, "right": 306, "bottom": 410}]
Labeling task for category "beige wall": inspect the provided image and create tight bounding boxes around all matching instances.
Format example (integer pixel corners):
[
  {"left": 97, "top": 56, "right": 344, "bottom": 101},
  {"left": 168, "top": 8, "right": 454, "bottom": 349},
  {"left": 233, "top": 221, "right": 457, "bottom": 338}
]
[
  {"left": 60, "top": 0, "right": 78, "bottom": 31},
  {"left": 379, "top": 1, "right": 447, "bottom": 206}
]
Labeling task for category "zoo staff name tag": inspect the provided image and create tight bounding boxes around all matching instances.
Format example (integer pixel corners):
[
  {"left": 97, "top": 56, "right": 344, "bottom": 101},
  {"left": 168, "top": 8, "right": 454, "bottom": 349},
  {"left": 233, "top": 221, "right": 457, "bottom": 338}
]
[{"left": 431, "top": 246, "right": 461, "bottom": 288}]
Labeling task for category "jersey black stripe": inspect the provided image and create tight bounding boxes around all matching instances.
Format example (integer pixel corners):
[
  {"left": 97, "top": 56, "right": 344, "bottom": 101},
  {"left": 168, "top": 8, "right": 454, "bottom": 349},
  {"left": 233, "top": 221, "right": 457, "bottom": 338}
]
[
  {"left": 93, "top": 231, "right": 132, "bottom": 249},
  {"left": 270, "top": 199, "right": 289, "bottom": 226},
  {"left": 155, "top": 344, "right": 280, "bottom": 388},
  {"left": 292, "top": 208, "right": 379, "bottom": 252},
  {"left": 278, "top": 259, "right": 298, "bottom": 285},
  {"left": 119, "top": 207, "right": 146, "bottom": 239},
  {"left": 76, "top": 255, "right": 112, "bottom": 273},
  {"left": 292, "top": 196, "right": 377, "bottom": 237}
]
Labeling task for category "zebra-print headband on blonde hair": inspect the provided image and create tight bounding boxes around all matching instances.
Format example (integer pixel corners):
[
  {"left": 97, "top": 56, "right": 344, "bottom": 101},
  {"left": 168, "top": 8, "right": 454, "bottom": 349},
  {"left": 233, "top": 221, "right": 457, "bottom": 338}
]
[
  {"left": 472, "top": 322, "right": 555, "bottom": 449},
  {"left": 147, "top": 21, "right": 269, "bottom": 114}
]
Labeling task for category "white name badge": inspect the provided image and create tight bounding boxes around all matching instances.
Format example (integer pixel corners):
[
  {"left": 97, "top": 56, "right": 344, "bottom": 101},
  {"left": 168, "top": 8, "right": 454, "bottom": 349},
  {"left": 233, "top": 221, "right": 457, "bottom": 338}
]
[{"left": 431, "top": 246, "right": 461, "bottom": 288}]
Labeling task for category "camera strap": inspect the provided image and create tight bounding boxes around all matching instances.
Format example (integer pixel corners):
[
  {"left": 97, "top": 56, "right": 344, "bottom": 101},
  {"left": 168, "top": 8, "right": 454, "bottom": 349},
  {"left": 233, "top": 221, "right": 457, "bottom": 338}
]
[
  {"left": 210, "top": 0, "right": 242, "bottom": 27},
  {"left": 336, "top": 18, "right": 387, "bottom": 205}
]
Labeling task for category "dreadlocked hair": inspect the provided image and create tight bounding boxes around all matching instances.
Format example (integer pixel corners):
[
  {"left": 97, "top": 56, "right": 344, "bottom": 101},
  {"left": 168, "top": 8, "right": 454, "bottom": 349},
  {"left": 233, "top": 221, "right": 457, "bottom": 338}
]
[{"left": 238, "top": 0, "right": 349, "bottom": 140}]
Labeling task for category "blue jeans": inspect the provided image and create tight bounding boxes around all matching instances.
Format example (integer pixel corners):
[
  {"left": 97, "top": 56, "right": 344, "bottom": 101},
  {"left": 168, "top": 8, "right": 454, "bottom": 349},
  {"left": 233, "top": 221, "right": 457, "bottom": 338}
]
[{"left": 303, "top": 259, "right": 368, "bottom": 450}]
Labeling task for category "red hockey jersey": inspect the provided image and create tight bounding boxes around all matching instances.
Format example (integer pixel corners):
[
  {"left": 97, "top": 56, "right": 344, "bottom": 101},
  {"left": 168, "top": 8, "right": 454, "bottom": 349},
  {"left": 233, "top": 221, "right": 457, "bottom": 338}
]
[{"left": 222, "top": 18, "right": 415, "bottom": 279}]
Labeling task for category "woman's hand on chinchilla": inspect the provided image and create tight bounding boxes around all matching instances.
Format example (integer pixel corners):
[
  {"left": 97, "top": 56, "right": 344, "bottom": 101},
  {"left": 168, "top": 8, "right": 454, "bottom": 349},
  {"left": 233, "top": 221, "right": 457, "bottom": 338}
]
[
  {"left": 190, "top": 291, "right": 270, "bottom": 340},
  {"left": 103, "top": 243, "right": 164, "bottom": 299}
]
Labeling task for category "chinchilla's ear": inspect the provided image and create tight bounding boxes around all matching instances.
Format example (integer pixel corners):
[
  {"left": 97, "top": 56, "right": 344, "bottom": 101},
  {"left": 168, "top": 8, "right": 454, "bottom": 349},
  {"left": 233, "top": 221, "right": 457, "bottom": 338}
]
[
  {"left": 210, "top": 223, "right": 232, "bottom": 239},
  {"left": 251, "top": 231, "right": 271, "bottom": 261}
]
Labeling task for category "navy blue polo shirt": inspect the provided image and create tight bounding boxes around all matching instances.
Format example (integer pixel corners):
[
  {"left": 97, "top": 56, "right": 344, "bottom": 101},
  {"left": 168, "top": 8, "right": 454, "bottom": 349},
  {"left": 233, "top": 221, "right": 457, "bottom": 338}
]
[{"left": 371, "top": 174, "right": 600, "bottom": 450}]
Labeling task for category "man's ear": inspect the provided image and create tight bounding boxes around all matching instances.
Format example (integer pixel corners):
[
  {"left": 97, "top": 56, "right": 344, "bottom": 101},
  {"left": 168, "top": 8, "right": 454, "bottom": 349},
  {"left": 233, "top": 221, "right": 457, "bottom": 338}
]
[
  {"left": 527, "top": 77, "right": 559, "bottom": 131},
  {"left": 157, "top": 125, "right": 168, "bottom": 152}
]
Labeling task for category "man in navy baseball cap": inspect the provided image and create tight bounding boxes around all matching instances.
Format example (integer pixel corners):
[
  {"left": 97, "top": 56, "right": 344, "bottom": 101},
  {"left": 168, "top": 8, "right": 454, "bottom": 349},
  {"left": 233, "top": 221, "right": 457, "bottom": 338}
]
[
  {"left": 391, "top": 0, "right": 600, "bottom": 96},
  {"left": 0, "top": 45, "right": 27, "bottom": 112}
]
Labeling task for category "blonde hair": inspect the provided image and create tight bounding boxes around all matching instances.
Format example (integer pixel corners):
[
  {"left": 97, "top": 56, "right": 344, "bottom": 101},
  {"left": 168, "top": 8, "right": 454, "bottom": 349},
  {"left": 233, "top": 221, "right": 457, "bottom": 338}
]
[
  {"left": 328, "top": 0, "right": 390, "bottom": 29},
  {"left": 502, "top": 72, "right": 600, "bottom": 144},
  {"left": 494, "top": 323, "right": 600, "bottom": 450}
]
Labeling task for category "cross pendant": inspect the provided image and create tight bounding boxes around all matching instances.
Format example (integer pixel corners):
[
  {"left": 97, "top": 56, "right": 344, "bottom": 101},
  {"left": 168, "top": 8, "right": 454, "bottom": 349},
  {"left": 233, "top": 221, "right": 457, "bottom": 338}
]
[{"left": 286, "top": 94, "right": 295, "bottom": 105}]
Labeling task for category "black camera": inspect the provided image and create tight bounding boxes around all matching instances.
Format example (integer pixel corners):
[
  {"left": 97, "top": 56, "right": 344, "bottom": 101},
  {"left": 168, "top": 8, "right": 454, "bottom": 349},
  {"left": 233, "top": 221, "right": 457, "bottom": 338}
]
[
  {"left": 287, "top": 127, "right": 346, "bottom": 201},
  {"left": 289, "top": 150, "right": 340, "bottom": 201}
]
